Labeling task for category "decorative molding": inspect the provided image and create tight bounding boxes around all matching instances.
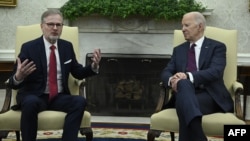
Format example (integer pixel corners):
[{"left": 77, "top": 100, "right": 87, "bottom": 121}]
[
  {"left": 1, "top": 50, "right": 249, "bottom": 66},
  {"left": 202, "top": 9, "right": 214, "bottom": 16},
  {"left": 0, "top": 49, "right": 15, "bottom": 62},
  {"left": 71, "top": 15, "right": 180, "bottom": 34},
  {"left": 237, "top": 53, "right": 250, "bottom": 66}
]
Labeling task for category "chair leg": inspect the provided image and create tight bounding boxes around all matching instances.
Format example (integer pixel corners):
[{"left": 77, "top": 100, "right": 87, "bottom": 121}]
[
  {"left": 80, "top": 127, "right": 93, "bottom": 141},
  {"left": 15, "top": 131, "right": 21, "bottom": 141},
  {"left": 147, "top": 129, "right": 162, "bottom": 141},
  {"left": 170, "top": 132, "right": 175, "bottom": 141}
]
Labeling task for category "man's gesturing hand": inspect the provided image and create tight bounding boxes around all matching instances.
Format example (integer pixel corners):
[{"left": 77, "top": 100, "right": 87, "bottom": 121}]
[{"left": 15, "top": 57, "right": 36, "bottom": 81}]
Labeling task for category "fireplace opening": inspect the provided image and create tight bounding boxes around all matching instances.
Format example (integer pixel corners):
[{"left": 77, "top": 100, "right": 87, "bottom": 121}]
[{"left": 85, "top": 53, "right": 171, "bottom": 117}]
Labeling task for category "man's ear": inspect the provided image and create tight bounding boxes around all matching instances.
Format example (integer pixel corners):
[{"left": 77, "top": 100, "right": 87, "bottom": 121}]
[{"left": 198, "top": 23, "right": 204, "bottom": 31}]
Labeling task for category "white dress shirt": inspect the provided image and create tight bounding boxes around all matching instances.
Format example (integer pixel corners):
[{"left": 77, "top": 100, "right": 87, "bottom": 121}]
[
  {"left": 43, "top": 36, "right": 63, "bottom": 94},
  {"left": 168, "top": 36, "right": 205, "bottom": 86},
  {"left": 186, "top": 36, "right": 204, "bottom": 82}
]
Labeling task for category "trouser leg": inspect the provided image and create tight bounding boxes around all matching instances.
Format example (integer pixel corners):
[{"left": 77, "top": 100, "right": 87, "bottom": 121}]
[
  {"left": 49, "top": 94, "right": 86, "bottom": 141},
  {"left": 20, "top": 95, "right": 47, "bottom": 141}
]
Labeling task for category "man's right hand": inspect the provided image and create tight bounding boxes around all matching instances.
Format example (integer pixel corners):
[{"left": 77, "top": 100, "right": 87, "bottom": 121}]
[
  {"left": 170, "top": 77, "right": 180, "bottom": 92},
  {"left": 14, "top": 57, "right": 36, "bottom": 81},
  {"left": 170, "top": 72, "right": 188, "bottom": 92}
]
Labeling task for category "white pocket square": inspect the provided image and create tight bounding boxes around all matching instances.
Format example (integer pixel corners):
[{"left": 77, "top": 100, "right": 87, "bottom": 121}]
[{"left": 64, "top": 59, "right": 72, "bottom": 64}]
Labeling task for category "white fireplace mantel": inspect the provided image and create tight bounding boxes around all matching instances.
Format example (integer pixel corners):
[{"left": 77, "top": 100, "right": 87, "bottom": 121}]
[
  {"left": 1, "top": 49, "right": 250, "bottom": 66},
  {"left": 3, "top": 8, "right": 249, "bottom": 65},
  {"left": 0, "top": 50, "right": 15, "bottom": 62},
  {"left": 69, "top": 9, "right": 214, "bottom": 34}
]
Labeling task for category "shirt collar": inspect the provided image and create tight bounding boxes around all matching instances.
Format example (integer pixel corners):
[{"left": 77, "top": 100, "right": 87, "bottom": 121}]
[{"left": 191, "top": 36, "right": 205, "bottom": 49}]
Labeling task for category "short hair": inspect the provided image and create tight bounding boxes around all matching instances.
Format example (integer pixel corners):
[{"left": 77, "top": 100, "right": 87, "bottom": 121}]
[
  {"left": 41, "top": 9, "right": 63, "bottom": 23},
  {"left": 192, "top": 11, "right": 206, "bottom": 28}
]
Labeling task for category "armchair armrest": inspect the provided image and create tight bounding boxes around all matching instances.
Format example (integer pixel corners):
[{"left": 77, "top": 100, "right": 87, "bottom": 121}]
[
  {"left": 78, "top": 79, "right": 86, "bottom": 98},
  {"left": 154, "top": 81, "right": 245, "bottom": 121},
  {"left": 232, "top": 81, "right": 245, "bottom": 120},
  {"left": 154, "top": 82, "right": 171, "bottom": 113},
  {"left": 71, "top": 79, "right": 86, "bottom": 98},
  {"left": 1, "top": 78, "right": 87, "bottom": 114},
  {"left": 0, "top": 79, "right": 12, "bottom": 114}
]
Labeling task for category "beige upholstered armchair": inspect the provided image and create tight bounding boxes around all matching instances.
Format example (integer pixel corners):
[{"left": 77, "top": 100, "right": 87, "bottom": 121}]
[
  {"left": 147, "top": 26, "right": 246, "bottom": 141},
  {"left": 0, "top": 24, "right": 93, "bottom": 141}
]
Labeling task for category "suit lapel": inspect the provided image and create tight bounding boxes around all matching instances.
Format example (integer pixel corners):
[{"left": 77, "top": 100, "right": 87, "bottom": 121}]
[
  {"left": 57, "top": 40, "right": 66, "bottom": 80},
  {"left": 182, "top": 42, "right": 190, "bottom": 71},
  {"left": 199, "top": 38, "right": 210, "bottom": 69},
  {"left": 37, "top": 37, "right": 48, "bottom": 78}
]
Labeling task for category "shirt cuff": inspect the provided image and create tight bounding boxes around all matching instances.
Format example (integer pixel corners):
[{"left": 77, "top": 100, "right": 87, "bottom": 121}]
[
  {"left": 13, "top": 75, "right": 23, "bottom": 85},
  {"left": 186, "top": 72, "right": 194, "bottom": 83},
  {"left": 168, "top": 76, "right": 174, "bottom": 87},
  {"left": 91, "top": 66, "right": 99, "bottom": 74}
]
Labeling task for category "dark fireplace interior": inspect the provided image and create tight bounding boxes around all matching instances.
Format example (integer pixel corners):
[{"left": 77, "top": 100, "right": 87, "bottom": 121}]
[{"left": 85, "top": 53, "right": 171, "bottom": 117}]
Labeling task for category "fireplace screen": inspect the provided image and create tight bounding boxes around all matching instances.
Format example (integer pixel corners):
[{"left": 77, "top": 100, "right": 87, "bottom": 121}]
[{"left": 85, "top": 53, "right": 170, "bottom": 117}]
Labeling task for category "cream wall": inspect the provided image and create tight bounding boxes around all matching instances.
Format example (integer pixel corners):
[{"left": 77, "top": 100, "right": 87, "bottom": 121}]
[
  {"left": 0, "top": 0, "right": 68, "bottom": 48},
  {"left": 197, "top": 0, "right": 250, "bottom": 55},
  {"left": 0, "top": 0, "right": 68, "bottom": 61},
  {"left": 0, "top": 0, "right": 250, "bottom": 64}
]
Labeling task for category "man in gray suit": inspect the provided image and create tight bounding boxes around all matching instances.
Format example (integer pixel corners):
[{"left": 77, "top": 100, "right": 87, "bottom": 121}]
[{"left": 161, "top": 12, "right": 233, "bottom": 141}]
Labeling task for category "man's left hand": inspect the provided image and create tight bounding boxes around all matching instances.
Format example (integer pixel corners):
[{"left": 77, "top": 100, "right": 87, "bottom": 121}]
[{"left": 91, "top": 48, "right": 101, "bottom": 70}]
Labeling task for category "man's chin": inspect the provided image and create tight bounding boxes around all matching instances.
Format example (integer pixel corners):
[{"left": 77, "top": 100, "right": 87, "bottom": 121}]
[
  {"left": 183, "top": 36, "right": 190, "bottom": 41},
  {"left": 50, "top": 36, "right": 59, "bottom": 40},
  {"left": 49, "top": 36, "right": 59, "bottom": 43}
]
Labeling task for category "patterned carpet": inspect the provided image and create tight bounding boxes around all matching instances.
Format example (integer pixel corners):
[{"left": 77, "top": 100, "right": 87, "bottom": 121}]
[{"left": 3, "top": 127, "right": 223, "bottom": 141}]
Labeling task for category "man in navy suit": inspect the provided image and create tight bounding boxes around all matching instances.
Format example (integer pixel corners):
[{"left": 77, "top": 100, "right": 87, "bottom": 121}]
[
  {"left": 7, "top": 9, "right": 101, "bottom": 141},
  {"left": 161, "top": 12, "right": 234, "bottom": 141}
]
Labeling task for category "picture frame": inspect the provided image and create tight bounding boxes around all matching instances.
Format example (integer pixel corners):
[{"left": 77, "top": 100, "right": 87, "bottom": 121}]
[{"left": 0, "top": 0, "right": 17, "bottom": 7}]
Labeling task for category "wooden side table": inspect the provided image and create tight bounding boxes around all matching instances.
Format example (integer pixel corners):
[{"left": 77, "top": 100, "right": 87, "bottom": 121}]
[
  {"left": 0, "top": 61, "right": 14, "bottom": 88},
  {"left": 0, "top": 61, "right": 14, "bottom": 71},
  {"left": 237, "top": 65, "right": 250, "bottom": 123}
]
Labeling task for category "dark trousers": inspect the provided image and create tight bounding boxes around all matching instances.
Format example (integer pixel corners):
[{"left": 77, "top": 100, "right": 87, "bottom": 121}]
[
  {"left": 19, "top": 93, "right": 86, "bottom": 141},
  {"left": 175, "top": 80, "right": 222, "bottom": 141}
]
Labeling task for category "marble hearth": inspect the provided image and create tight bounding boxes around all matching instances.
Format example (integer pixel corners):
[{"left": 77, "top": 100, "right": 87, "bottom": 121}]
[{"left": 84, "top": 53, "right": 171, "bottom": 117}]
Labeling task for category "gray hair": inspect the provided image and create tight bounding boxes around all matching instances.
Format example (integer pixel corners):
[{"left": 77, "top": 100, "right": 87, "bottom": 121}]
[
  {"left": 41, "top": 9, "right": 63, "bottom": 23},
  {"left": 192, "top": 11, "right": 206, "bottom": 28}
]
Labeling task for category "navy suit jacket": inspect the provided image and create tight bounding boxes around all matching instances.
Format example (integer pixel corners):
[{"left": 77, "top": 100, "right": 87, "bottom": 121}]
[
  {"left": 8, "top": 36, "right": 97, "bottom": 103},
  {"left": 161, "top": 37, "right": 234, "bottom": 113}
]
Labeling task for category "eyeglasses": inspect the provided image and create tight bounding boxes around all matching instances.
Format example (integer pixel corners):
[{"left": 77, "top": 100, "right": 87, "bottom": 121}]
[{"left": 45, "top": 23, "right": 63, "bottom": 28}]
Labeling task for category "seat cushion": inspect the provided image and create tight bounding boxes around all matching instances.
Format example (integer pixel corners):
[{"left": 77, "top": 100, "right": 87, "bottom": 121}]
[
  {"left": 0, "top": 110, "right": 91, "bottom": 130},
  {"left": 150, "top": 108, "right": 246, "bottom": 136}
]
